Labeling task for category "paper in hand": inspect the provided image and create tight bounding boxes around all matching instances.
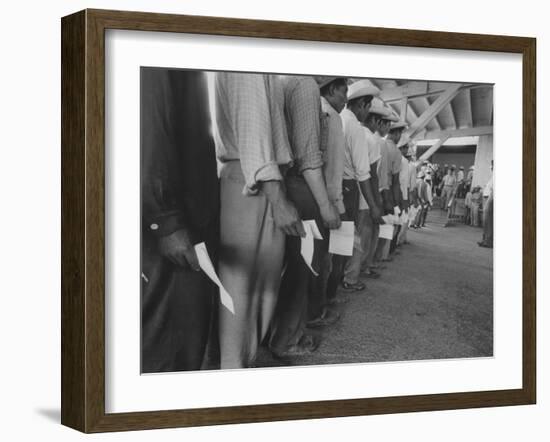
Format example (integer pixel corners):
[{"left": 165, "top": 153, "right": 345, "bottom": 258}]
[
  {"left": 194, "top": 242, "right": 235, "bottom": 314},
  {"left": 301, "top": 220, "right": 323, "bottom": 276},
  {"left": 329, "top": 221, "right": 354, "bottom": 256},
  {"left": 379, "top": 224, "right": 395, "bottom": 240},
  {"left": 382, "top": 214, "right": 398, "bottom": 225}
]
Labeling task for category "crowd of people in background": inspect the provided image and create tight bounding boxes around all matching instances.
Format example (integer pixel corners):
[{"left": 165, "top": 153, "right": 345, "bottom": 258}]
[{"left": 140, "top": 70, "right": 494, "bottom": 374}]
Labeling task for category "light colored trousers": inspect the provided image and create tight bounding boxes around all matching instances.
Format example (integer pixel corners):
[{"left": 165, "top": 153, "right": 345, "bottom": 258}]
[
  {"left": 218, "top": 161, "right": 285, "bottom": 369},
  {"left": 441, "top": 185, "right": 454, "bottom": 209},
  {"left": 471, "top": 202, "right": 481, "bottom": 226},
  {"left": 344, "top": 209, "right": 375, "bottom": 284}
]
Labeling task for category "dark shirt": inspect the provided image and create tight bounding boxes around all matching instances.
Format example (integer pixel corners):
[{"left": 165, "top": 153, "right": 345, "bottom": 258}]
[{"left": 141, "top": 68, "right": 219, "bottom": 245}]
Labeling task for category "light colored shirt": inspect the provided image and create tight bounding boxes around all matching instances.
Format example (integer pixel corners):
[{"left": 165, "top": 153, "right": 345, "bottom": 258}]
[
  {"left": 364, "top": 127, "right": 382, "bottom": 165},
  {"left": 443, "top": 174, "right": 457, "bottom": 187},
  {"left": 408, "top": 161, "right": 417, "bottom": 192},
  {"left": 386, "top": 139, "right": 403, "bottom": 176},
  {"left": 341, "top": 108, "right": 371, "bottom": 182},
  {"left": 399, "top": 156, "right": 410, "bottom": 200},
  {"left": 358, "top": 126, "right": 384, "bottom": 209},
  {"left": 279, "top": 76, "right": 323, "bottom": 173},
  {"left": 457, "top": 170, "right": 465, "bottom": 181},
  {"left": 214, "top": 73, "right": 292, "bottom": 194},
  {"left": 377, "top": 134, "right": 391, "bottom": 191},
  {"left": 320, "top": 96, "right": 346, "bottom": 214}
]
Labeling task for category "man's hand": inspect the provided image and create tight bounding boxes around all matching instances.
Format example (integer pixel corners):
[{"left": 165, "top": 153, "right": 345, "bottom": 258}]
[
  {"left": 262, "top": 181, "right": 306, "bottom": 237},
  {"left": 273, "top": 198, "right": 306, "bottom": 237},
  {"left": 370, "top": 204, "right": 383, "bottom": 223},
  {"left": 319, "top": 202, "right": 341, "bottom": 229},
  {"left": 158, "top": 229, "right": 200, "bottom": 271}
]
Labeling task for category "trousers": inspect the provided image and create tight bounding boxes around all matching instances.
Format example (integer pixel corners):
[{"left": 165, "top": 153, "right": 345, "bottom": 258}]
[
  {"left": 269, "top": 176, "right": 325, "bottom": 353},
  {"left": 218, "top": 161, "right": 285, "bottom": 369}
]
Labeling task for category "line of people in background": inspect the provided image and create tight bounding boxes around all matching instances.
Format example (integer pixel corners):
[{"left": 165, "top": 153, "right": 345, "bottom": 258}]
[{"left": 140, "top": 69, "right": 491, "bottom": 374}]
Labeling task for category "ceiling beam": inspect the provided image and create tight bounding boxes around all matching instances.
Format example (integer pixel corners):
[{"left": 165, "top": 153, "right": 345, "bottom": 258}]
[
  {"left": 419, "top": 125, "right": 493, "bottom": 141},
  {"left": 423, "top": 96, "right": 441, "bottom": 130},
  {"left": 419, "top": 135, "right": 451, "bottom": 161},
  {"left": 404, "top": 83, "right": 463, "bottom": 139},
  {"left": 379, "top": 82, "right": 485, "bottom": 103},
  {"left": 399, "top": 97, "right": 408, "bottom": 121},
  {"left": 448, "top": 98, "right": 457, "bottom": 129},
  {"left": 464, "top": 88, "right": 473, "bottom": 128}
]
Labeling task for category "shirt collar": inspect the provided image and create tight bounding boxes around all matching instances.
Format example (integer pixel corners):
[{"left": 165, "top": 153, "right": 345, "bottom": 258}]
[{"left": 320, "top": 96, "right": 339, "bottom": 116}]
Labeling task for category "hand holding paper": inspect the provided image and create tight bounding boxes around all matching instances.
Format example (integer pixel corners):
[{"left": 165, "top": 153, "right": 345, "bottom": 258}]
[
  {"left": 194, "top": 242, "right": 235, "bottom": 314},
  {"left": 379, "top": 224, "right": 395, "bottom": 240},
  {"left": 301, "top": 220, "right": 323, "bottom": 276},
  {"left": 329, "top": 221, "right": 354, "bottom": 256}
]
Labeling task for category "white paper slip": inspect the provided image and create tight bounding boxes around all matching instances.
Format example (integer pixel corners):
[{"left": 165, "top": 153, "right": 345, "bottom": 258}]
[
  {"left": 194, "top": 242, "right": 235, "bottom": 314},
  {"left": 379, "top": 223, "right": 395, "bottom": 240},
  {"left": 382, "top": 214, "right": 398, "bottom": 225},
  {"left": 329, "top": 221, "right": 354, "bottom": 256},
  {"left": 300, "top": 220, "right": 323, "bottom": 276},
  {"left": 303, "top": 219, "right": 323, "bottom": 240}
]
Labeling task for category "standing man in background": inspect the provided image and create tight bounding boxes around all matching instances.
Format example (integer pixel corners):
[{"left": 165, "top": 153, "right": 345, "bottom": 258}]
[
  {"left": 479, "top": 161, "right": 494, "bottom": 248},
  {"left": 440, "top": 166, "right": 457, "bottom": 210}
]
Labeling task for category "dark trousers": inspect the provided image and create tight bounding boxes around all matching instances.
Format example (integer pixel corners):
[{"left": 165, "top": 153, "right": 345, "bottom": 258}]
[
  {"left": 482, "top": 196, "right": 493, "bottom": 245},
  {"left": 269, "top": 176, "right": 324, "bottom": 353},
  {"left": 141, "top": 237, "right": 217, "bottom": 373},
  {"left": 325, "top": 180, "right": 358, "bottom": 302}
]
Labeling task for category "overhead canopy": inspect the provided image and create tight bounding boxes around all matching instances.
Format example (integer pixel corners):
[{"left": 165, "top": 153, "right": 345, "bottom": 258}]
[{"left": 360, "top": 78, "right": 493, "bottom": 146}]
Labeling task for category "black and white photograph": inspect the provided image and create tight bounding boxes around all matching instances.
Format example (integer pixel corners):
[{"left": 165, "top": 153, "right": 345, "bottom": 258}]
[{"left": 140, "top": 69, "right": 494, "bottom": 373}]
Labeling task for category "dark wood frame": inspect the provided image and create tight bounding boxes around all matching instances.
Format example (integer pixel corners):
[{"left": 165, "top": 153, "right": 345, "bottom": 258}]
[{"left": 61, "top": 8, "right": 536, "bottom": 433}]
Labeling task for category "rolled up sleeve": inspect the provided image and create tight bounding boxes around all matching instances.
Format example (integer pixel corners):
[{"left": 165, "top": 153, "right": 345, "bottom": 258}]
[{"left": 285, "top": 78, "right": 323, "bottom": 172}]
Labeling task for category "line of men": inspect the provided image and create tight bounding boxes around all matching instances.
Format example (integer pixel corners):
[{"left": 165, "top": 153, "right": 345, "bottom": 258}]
[{"left": 141, "top": 68, "right": 420, "bottom": 373}]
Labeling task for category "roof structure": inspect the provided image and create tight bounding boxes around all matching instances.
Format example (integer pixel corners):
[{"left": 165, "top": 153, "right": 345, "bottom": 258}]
[{"left": 359, "top": 78, "right": 493, "bottom": 159}]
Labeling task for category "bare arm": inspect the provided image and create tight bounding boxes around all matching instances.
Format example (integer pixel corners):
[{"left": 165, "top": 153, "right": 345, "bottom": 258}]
[
  {"left": 261, "top": 181, "right": 306, "bottom": 237},
  {"left": 302, "top": 168, "right": 341, "bottom": 229},
  {"left": 359, "top": 178, "right": 382, "bottom": 222},
  {"left": 370, "top": 162, "right": 383, "bottom": 208},
  {"left": 392, "top": 173, "right": 402, "bottom": 211}
]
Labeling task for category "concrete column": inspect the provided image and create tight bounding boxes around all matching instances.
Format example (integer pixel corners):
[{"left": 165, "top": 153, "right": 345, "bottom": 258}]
[{"left": 472, "top": 134, "right": 493, "bottom": 188}]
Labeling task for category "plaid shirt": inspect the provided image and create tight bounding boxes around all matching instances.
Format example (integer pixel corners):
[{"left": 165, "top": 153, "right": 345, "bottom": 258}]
[
  {"left": 214, "top": 73, "right": 292, "bottom": 194},
  {"left": 279, "top": 76, "right": 323, "bottom": 173}
]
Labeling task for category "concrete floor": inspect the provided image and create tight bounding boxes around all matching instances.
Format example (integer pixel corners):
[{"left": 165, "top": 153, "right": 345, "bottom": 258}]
[{"left": 254, "top": 209, "right": 493, "bottom": 368}]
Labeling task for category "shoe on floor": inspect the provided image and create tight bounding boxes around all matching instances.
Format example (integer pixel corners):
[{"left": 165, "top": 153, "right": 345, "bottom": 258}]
[
  {"left": 307, "top": 307, "right": 340, "bottom": 328},
  {"left": 361, "top": 269, "right": 380, "bottom": 279},
  {"left": 342, "top": 280, "right": 366, "bottom": 291},
  {"left": 327, "top": 296, "right": 350, "bottom": 306},
  {"left": 478, "top": 241, "right": 493, "bottom": 248},
  {"left": 272, "top": 334, "right": 319, "bottom": 358}
]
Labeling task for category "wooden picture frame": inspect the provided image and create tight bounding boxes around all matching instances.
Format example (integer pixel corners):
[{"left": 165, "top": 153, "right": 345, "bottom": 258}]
[{"left": 61, "top": 8, "right": 536, "bottom": 433}]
